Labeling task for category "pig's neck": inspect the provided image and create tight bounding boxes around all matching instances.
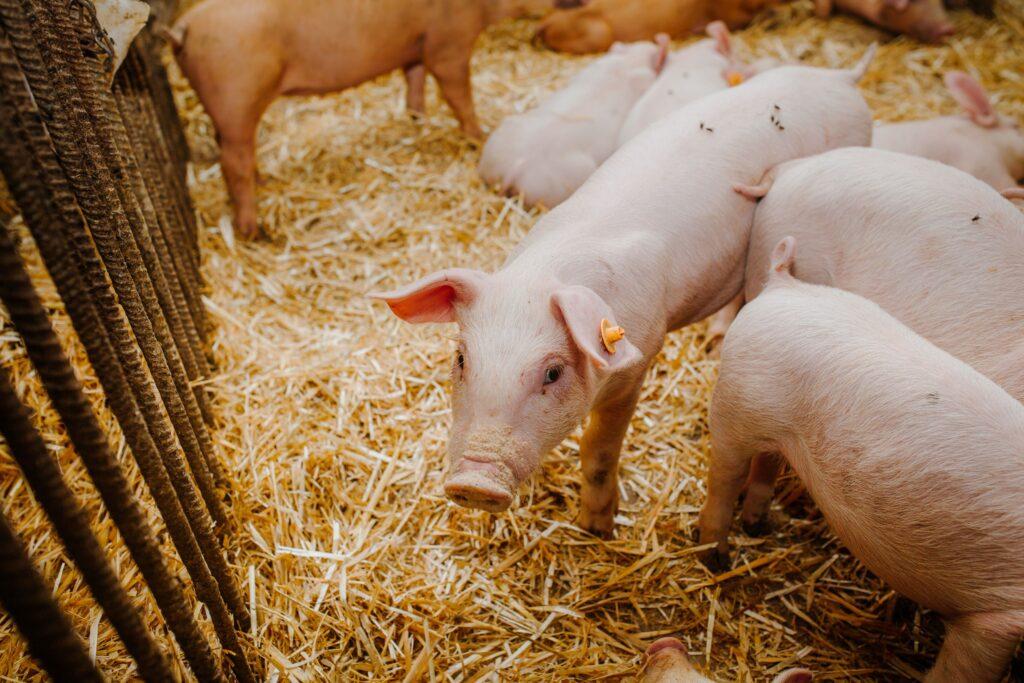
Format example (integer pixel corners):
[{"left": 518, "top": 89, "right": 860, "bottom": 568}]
[{"left": 502, "top": 223, "right": 746, "bottom": 354}]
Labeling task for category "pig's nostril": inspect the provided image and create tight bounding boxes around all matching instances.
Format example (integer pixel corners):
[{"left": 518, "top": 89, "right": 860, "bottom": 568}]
[{"left": 444, "top": 479, "right": 513, "bottom": 513}]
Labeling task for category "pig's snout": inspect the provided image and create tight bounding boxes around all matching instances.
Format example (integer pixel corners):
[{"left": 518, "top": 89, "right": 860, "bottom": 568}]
[
  {"left": 922, "top": 21, "right": 956, "bottom": 42},
  {"left": 642, "top": 638, "right": 696, "bottom": 681},
  {"left": 445, "top": 462, "right": 514, "bottom": 512},
  {"left": 445, "top": 426, "right": 530, "bottom": 513},
  {"left": 646, "top": 637, "right": 689, "bottom": 659}
]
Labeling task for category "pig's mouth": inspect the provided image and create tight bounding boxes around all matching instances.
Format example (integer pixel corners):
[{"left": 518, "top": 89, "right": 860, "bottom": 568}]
[{"left": 444, "top": 426, "right": 534, "bottom": 513}]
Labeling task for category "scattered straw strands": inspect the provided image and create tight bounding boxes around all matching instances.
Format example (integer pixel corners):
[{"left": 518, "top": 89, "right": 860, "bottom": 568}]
[{"left": 1, "top": 1, "right": 1023, "bottom": 680}]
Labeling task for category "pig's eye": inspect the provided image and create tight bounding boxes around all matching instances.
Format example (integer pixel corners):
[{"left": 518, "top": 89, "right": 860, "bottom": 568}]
[
  {"left": 543, "top": 365, "right": 563, "bottom": 385},
  {"left": 456, "top": 351, "right": 465, "bottom": 372}
]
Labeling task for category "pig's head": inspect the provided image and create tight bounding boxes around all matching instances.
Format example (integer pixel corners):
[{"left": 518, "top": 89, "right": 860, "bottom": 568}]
[
  {"left": 535, "top": 6, "right": 611, "bottom": 54},
  {"left": 642, "top": 638, "right": 813, "bottom": 683},
  {"left": 875, "top": 0, "right": 955, "bottom": 43},
  {"left": 945, "top": 71, "right": 1024, "bottom": 182},
  {"left": 372, "top": 269, "right": 641, "bottom": 512},
  {"left": 609, "top": 38, "right": 671, "bottom": 76}
]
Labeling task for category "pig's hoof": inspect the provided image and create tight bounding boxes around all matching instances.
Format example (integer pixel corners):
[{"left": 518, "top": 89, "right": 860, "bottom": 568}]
[
  {"left": 577, "top": 511, "right": 615, "bottom": 539},
  {"left": 698, "top": 547, "right": 730, "bottom": 573},
  {"left": 741, "top": 515, "right": 770, "bottom": 537},
  {"left": 235, "top": 218, "right": 262, "bottom": 241}
]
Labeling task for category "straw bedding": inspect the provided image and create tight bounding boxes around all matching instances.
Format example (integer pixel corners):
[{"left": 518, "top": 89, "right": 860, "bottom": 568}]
[{"left": 1, "top": 1, "right": 1023, "bottom": 680}]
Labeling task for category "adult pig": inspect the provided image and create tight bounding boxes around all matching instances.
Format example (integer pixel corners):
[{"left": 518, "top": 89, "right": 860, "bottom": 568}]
[
  {"left": 873, "top": 72, "right": 1024, "bottom": 193},
  {"left": 742, "top": 147, "right": 1024, "bottom": 403},
  {"left": 536, "top": 0, "right": 782, "bottom": 55},
  {"left": 478, "top": 38, "right": 668, "bottom": 209},
  {"left": 698, "top": 237, "right": 1024, "bottom": 682},
  {"left": 643, "top": 638, "right": 812, "bottom": 682},
  {"left": 167, "top": 0, "right": 581, "bottom": 238},
  {"left": 372, "top": 51, "right": 875, "bottom": 535},
  {"left": 617, "top": 22, "right": 764, "bottom": 145},
  {"left": 815, "top": 0, "right": 955, "bottom": 42}
]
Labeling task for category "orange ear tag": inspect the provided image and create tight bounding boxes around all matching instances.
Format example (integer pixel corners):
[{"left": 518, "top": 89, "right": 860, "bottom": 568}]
[
  {"left": 727, "top": 71, "right": 745, "bottom": 87},
  {"left": 600, "top": 319, "right": 626, "bottom": 354}
]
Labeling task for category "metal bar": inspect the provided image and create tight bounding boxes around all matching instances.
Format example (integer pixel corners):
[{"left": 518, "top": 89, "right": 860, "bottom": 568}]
[
  {"left": 0, "top": 218, "right": 225, "bottom": 682},
  {"left": 0, "top": 8, "right": 253, "bottom": 681},
  {"left": 0, "top": 362, "right": 173, "bottom": 681},
  {"left": 0, "top": 505, "right": 104, "bottom": 683}
]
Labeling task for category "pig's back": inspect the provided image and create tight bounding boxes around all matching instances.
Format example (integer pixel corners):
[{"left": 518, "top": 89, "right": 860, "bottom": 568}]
[
  {"left": 516, "top": 65, "right": 873, "bottom": 331},
  {"left": 746, "top": 147, "right": 1024, "bottom": 402},
  {"left": 720, "top": 281, "right": 1024, "bottom": 615},
  {"left": 872, "top": 117, "right": 1011, "bottom": 190},
  {"left": 617, "top": 49, "right": 728, "bottom": 144}
]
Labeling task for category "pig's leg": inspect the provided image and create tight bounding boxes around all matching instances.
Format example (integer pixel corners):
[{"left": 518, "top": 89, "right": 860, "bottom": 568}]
[
  {"left": 698, "top": 438, "right": 764, "bottom": 570},
  {"left": 199, "top": 82, "right": 277, "bottom": 240},
  {"left": 577, "top": 386, "right": 642, "bottom": 537},
  {"left": 740, "top": 452, "right": 783, "bottom": 534},
  {"left": 404, "top": 64, "right": 427, "bottom": 118},
  {"left": 424, "top": 45, "right": 483, "bottom": 139},
  {"left": 219, "top": 131, "right": 260, "bottom": 240},
  {"left": 705, "top": 293, "right": 744, "bottom": 359},
  {"left": 925, "top": 612, "right": 1024, "bottom": 682}
]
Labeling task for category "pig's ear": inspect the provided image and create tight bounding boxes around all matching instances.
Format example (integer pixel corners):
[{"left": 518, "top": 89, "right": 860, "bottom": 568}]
[
  {"left": 883, "top": 0, "right": 909, "bottom": 9},
  {"left": 945, "top": 71, "right": 998, "bottom": 128},
  {"left": 551, "top": 286, "right": 642, "bottom": 373},
  {"left": 369, "top": 269, "right": 487, "bottom": 324},
  {"left": 653, "top": 33, "right": 670, "bottom": 72},
  {"left": 705, "top": 21, "right": 732, "bottom": 58},
  {"left": 769, "top": 236, "right": 797, "bottom": 279},
  {"left": 771, "top": 668, "right": 813, "bottom": 683}
]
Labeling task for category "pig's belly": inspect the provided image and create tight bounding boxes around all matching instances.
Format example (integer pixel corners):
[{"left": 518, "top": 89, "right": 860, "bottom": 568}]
[
  {"left": 281, "top": 58, "right": 407, "bottom": 97},
  {"left": 792, "top": 455, "right": 1024, "bottom": 616}
]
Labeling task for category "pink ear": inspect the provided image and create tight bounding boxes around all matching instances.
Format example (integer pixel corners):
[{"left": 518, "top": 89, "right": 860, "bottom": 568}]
[
  {"left": 883, "top": 0, "right": 909, "bottom": 10},
  {"left": 772, "top": 668, "right": 813, "bottom": 683},
  {"left": 705, "top": 21, "right": 731, "bottom": 57},
  {"left": 945, "top": 71, "right": 997, "bottom": 127},
  {"left": 653, "top": 33, "right": 670, "bottom": 72},
  {"left": 770, "top": 236, "right": 796, "bottom": 277},
  {"left": 551, "top": 286, "right": 641, "bottom": 372},
  {"left": 369, "top": 269, "right": 487, "bottom": 324}
]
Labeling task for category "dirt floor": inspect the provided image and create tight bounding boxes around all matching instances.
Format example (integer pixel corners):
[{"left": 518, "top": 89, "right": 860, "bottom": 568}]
[{"left": 1, "top": 1, "right": 1023, "bottom": 680}]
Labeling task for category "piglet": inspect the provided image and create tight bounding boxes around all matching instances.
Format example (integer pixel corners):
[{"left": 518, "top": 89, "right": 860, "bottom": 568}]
[
  {"left": 815, "top": 0, "right": 950, "bottom": 41},
  {"left": 166, "top": 0, "right": 581, "bottom": 238},
  {"left": 537, "top": 0, "right": 782, "bottom": 55},
  {"left": 873, "top": 72, "right": 1024, "bottom": 194},
  {"left": 742, "top": 146, "right": 1024, "bottom": 402},
  {"left": 642, "top": 638, "right": 812, "bottom": 682},
  {"left": 618, "top": 23, "right": 774, "bottom": 145},
  {"left": 815, "top": 0, "right": 955, "bottom": 42},
  {"left": 373, "top": 50, "right": 875, "bottom": 535},
  {"left": 699, "top": 235, "right": 1024, "bottom": 682},
  {"left": 478, "top": 38, "right": 668, "bottom": 209}
]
